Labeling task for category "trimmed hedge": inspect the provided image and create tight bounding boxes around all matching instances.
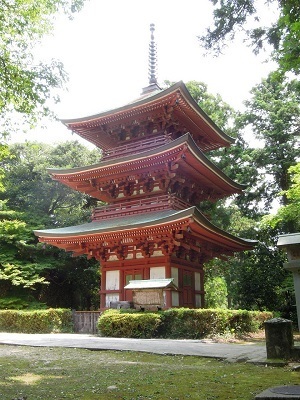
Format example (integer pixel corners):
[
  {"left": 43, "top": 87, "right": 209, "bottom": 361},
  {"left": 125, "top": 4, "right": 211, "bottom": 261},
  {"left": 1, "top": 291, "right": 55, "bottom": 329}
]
[
  {"left": 98, "top": 308, "right": 273, "bottom": 339},
  {"left": 98, "top": 309, "right": 161, "bottom": 338},
  {"left": 0, "top": 308, "right": 73, "bottom": 333}
]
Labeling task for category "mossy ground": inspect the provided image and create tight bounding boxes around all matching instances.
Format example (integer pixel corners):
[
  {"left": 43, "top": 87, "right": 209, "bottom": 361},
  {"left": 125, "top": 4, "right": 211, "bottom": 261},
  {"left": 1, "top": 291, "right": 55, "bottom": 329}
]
[{"left": 0, "top": 344, "right": 299, "bottom": 400}]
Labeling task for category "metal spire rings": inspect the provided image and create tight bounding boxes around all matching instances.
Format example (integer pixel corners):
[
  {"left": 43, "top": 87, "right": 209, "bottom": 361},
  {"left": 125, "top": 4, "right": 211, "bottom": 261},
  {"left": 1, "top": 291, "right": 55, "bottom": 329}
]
[{"left": 148, "top": 23, "right": 158, "bottom": 85}]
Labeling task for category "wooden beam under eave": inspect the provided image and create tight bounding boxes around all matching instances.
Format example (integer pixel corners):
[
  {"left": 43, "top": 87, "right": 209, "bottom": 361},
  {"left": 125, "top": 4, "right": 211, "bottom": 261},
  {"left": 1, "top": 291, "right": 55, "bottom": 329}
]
[
  {"left": 189, "top": 243, "right": 201, "bottom": 253},
  {"left": 180, "top": 242, "right": 191, "bottom": 250},
  {"left": 84, "top": 188, "right": 101, "bottom": 196},
  {"left": 39, "top": 240, "right": 70, "bottom": 249},
  {"left": 75, "top": 182, "right": 91, "bottom": 190},
  {"left": 72, "top": 248, "right": 88, "bottom": 256}
]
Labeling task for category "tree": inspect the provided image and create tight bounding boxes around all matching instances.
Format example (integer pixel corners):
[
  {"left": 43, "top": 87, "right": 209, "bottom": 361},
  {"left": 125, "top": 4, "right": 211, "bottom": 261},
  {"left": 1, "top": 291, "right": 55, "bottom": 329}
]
[
  {"left": 0, "top": 200, "right": 100, "bottom": 310},
  {"left": 0, "top": 141, "right": 101, "bottom": 310},
  {"left": 204, "top": 276, "right": 228, "bottom": 309},
  {"left": 263, "top": 163, "right": 300, "bottom": 233},
  {"left": 184, "top": 80, "right": 236, "bottom": 132},
  {"left": 0, "top": 0, "right": 85, "bottom": 137},
  {"left": 240, "top": 72, "right": 300, "bottom": 213},
  {"left": 199, "top": 0, "right": 300, "bottom": 75},
  {"left": 227, "top": 231, "right": 288, "bottom": 311},
  {"left": 0, "top": 200, "right": 48, "bottom": 308},
  {"left": 2, "top": 141, "right": 101, "bottom": 227},
  {"left": 180, "top": 79, "right": 298, "bottom": 312},
  {"left": 175, "top": 81, "right": 259, "bottom": 221},
  {"left": 0, "top": 143, "right": 10, "bottom": 192}
]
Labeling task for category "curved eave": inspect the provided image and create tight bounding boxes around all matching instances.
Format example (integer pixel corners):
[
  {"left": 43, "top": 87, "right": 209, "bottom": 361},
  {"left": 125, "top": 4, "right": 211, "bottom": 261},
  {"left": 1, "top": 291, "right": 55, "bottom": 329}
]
[
  {"left": 190, "top": 207, "right": 256, "bottom": 251},
  {"left": 47, "top": 133, "right": 245, "bottom": 196},
  {"left": 34, "top": 207, "right": 256, "bottom": 252},
  {"left": 61, "top": 81, "right": 233, "bottom": 151}
]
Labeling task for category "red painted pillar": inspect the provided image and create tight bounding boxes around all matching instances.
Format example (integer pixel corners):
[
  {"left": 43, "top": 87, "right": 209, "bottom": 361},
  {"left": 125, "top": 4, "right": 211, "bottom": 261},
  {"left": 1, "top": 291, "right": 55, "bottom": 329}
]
[{"left": 100, "top": 266, "right": 106, "bottom": 309}]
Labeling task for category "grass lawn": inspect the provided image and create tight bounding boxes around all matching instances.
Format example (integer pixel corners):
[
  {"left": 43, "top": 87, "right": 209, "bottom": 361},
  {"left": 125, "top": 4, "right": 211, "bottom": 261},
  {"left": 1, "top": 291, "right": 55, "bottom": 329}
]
[{"left": 0, "top": 344, "right": 299, "bottom": 400}]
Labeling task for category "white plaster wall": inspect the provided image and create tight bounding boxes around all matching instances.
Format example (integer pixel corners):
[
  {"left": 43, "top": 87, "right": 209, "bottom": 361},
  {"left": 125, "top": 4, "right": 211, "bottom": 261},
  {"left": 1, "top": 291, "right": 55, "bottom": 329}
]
[
  {"left": 105, "top": 294, "right": 119, "bottom": 308},
  {"left": 195, "top": 294, "right": 201, "bottom": 308},
  {"left": 150, "top": 266, "right": 165, "bottom": 279},
  {"left": 171, "top": 267, "right": 179, "bottom": 286},
  {"left": 172, "top": 291, "right": 179, "bottom": 307},
  {"left": 195, "top": 272, "right": 201, "bottom": 291},
  {"left": 106, "top": 270, "right": 120, "bottom": 290}
]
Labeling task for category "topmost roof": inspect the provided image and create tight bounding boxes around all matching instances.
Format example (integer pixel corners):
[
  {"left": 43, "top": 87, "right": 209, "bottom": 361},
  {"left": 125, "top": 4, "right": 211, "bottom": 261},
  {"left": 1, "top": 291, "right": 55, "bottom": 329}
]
[{"left": 61, "top": 81, "right": 234, "bottom": 152}]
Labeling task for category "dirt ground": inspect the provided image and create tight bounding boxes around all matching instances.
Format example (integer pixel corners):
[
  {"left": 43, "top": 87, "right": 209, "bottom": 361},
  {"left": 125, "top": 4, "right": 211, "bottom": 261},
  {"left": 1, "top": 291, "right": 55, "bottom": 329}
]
[{"left": 210, "top": 330, "right": 300, "bottom": 344}]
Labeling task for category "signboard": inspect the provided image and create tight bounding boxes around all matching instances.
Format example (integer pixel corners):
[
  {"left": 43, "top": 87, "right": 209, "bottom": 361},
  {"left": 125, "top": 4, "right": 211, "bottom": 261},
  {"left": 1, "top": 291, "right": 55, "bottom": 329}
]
[{"left": 133, "top": 289, "right": 164, "bottom": 307}]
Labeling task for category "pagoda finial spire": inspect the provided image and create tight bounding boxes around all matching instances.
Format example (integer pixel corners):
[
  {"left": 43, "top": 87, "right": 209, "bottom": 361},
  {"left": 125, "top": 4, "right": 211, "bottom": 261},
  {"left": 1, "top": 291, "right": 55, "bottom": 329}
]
[
  {"left": 148, "top": 23, "right": 157, "bottom": 85},
  {"left": 141, "top": 24, "right": 161, "bottom": 94}
]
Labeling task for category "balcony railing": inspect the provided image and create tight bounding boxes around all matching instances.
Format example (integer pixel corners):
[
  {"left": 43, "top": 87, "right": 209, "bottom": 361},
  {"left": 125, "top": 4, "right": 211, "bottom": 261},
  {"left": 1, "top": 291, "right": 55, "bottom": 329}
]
[
  {"left": 92, "top": 194, "right": 190, "bottom": 221},
  {"left": 102, "top": 135, "right": 172, "bottom": 160}
]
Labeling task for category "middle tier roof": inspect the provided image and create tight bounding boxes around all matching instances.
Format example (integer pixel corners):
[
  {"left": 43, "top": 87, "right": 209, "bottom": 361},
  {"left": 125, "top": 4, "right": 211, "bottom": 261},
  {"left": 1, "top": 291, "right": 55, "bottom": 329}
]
[{"left": 48, "top": 133, "right": 244, "bottom": 204}]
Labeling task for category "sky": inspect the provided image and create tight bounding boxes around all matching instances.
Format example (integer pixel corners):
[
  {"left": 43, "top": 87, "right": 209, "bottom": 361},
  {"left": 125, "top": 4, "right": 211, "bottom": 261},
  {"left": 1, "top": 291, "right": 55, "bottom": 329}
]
[{"left": 10, "top": 0, "right": 278, "bottom": 146}]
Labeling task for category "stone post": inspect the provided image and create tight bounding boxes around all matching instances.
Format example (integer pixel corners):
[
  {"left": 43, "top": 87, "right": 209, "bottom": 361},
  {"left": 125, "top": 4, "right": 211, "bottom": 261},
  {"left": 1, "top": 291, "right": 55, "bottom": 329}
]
[
  {"left": 277, "top": 233, "right": 300, "bottom": 331},
  {"left": 264, "top": 317, "right": 294, "bottom": 359}
]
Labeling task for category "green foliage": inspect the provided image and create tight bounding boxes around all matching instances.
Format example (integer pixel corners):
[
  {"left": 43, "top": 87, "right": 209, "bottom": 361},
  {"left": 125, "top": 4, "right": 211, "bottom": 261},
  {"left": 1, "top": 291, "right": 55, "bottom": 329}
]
[
  {"left": 241, "top": 72, "right": 300, "bottom": 209},
  {"left": 184, "top": 80, "right": 236, "bottom": 132},
  {"left": 0, "top": 141, "right": 101, "bottom": 310},
  {"left": 201, "top": 73, "right": 299, "bottom": 314},
  {"left": 199, "top": 0, "right": 300, "bottom": 75},
  {"left": 163, "top": 308, "right": 271, "bottom": 338},
  {"left": 205, "top": 277, "right": 228, "bottom": 309},
  {"left": 98, "top": 308, "right": 272, "bottom": 339},
  {"left": 2, "top": 141, "right": 101, "bottom": 226},
  {"left": 0, "top": 308, "right": 73, "bottom": 333},
  {"left": 0, "top": 200, "right": 48, "bottom": 298},
  {"left": 0, "top": 295, "right": 47, "bottom": 310},
  {"left": 98, "top": 309, "right": 161, "bottom": 338},
  {"left": 262, "top": 163, "right": 300, "bottom": 232},
  {"left": 204, "top": 224, "right": 292, "bottom": 313},
  {"left": 199, "top": 0, "right": 256, "bottom": 55},
  {"left": 228, "top": 240, "right": 288, "bottom": 311},
  {"left": 0, "top": 0, "right": 86, "bottom": 136},
  {"left": 0, "top": 143, "right": 10, "bottom": 191},
  {"left": 159, "top": 308, "right": 228, "bottom": 339},
  {"left": 170, "top": 80, "right": 259, "bottom": 222},
  {"left": 274, "top": 1, "right": 300, "bottom": 74},
  {"left": 38, "top": 249, "right": 100, "bottom": 310},
  {"left": 0, "top": 262, "right": 46, "bottom": 288}
]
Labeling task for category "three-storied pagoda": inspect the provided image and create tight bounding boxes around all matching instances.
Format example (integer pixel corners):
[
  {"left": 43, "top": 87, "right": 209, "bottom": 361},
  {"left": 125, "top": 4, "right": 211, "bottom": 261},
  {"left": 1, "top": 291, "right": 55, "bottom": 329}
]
[{"left": 35, "top": 25, "right": 255, "bottom": 309}]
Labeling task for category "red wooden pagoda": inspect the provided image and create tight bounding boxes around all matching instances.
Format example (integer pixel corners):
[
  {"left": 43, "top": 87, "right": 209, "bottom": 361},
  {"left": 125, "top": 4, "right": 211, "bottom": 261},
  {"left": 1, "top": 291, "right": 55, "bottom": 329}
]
[{"left": 34, "top": 25, "right": 255, "bottom": 310}]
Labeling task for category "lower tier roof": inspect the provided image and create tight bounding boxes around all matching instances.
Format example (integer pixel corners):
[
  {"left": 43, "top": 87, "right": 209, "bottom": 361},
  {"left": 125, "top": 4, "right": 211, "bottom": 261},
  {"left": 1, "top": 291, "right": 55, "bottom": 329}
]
[{"left": 34, "top": 206, "right": 256, "bottom": 253}]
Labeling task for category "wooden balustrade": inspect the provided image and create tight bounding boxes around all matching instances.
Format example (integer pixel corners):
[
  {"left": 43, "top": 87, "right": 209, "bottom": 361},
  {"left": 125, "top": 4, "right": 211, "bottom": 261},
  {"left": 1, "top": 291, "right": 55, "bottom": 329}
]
[
  {"left": 102, "top": 135, "right": 172, "bottom": 160},
  {"left": 92, "top": 195, "right": 190, "bottom": 221}
]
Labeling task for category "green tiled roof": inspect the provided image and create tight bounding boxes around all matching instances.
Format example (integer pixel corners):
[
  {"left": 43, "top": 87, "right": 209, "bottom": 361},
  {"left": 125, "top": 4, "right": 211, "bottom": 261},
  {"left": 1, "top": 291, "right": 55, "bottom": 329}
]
[
  {"left": 34, "top": 208, "right": 190, "bottom": 237},
  {"left": 34, "top": 206, "right": 256, "bottom": 250}
]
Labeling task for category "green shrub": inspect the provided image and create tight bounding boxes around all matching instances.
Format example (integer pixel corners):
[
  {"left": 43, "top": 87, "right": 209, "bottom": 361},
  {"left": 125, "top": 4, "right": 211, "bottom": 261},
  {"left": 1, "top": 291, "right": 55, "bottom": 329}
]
[
  {"left": 98, "top": 309, "right": 161, "bottom": 338},
  {"left": 0, "top": 308, "right": 73, "bottom": 333},
  {"left": 251, "top": 310, "right": 273, "bottom": 329},
  {"left": 158, "top": 308, "right": 229, "bottom": 339},
  {"left": 160, "top": 309, "right": 273, "bottom": 339},
  {"left": 98, "top": 308, "right": 273, "bottom": 339},
  {"left": 227, "top": 310, "right": 256, "bottom": 334}
]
